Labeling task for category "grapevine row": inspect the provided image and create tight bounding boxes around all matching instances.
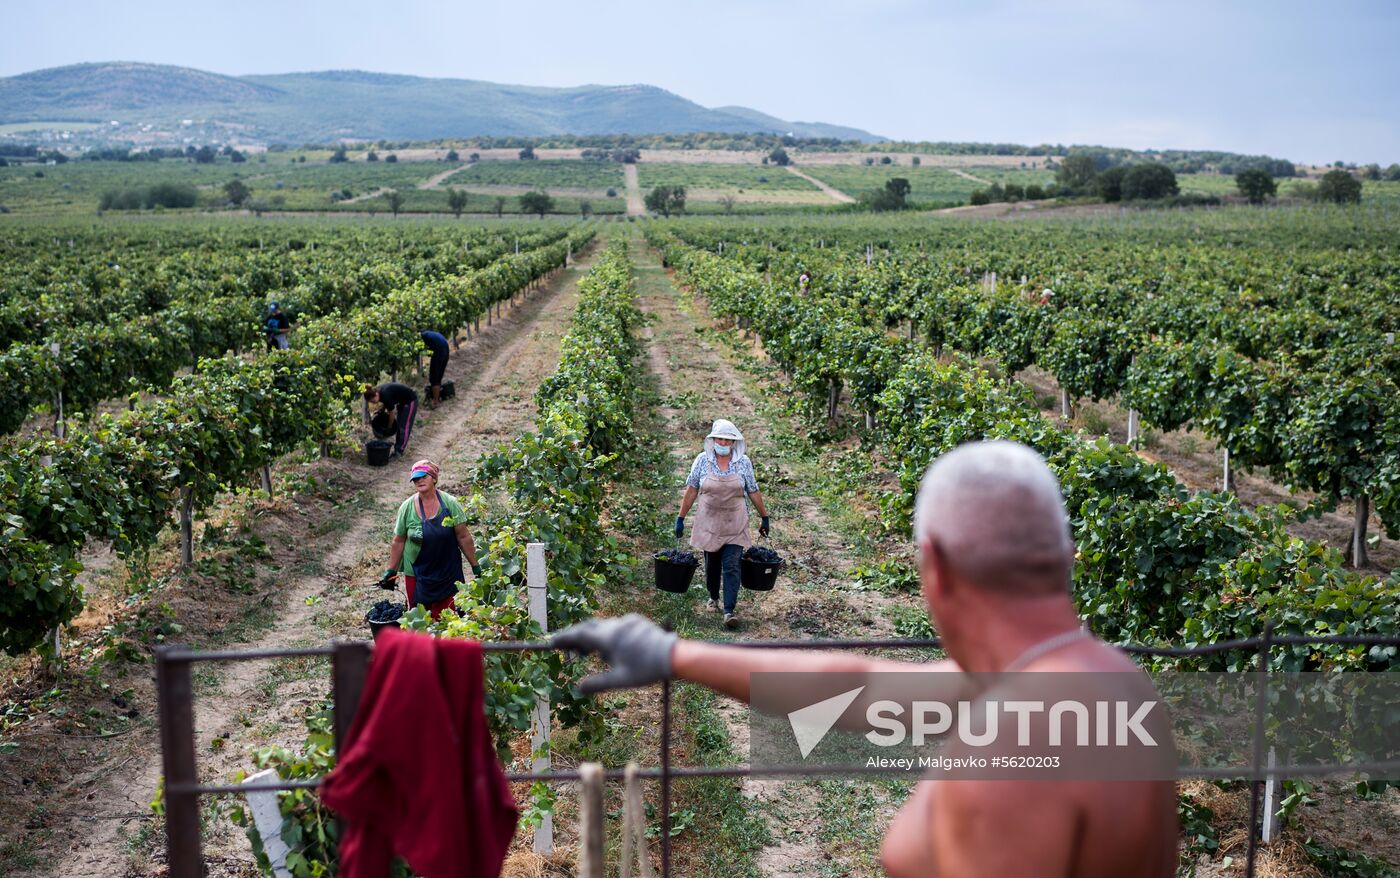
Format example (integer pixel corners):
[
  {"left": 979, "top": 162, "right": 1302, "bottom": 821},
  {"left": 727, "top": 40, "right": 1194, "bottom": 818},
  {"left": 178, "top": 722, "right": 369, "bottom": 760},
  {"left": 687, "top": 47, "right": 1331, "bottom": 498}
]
[
  {"left": 0, "top": 226, "right": 574, "bottom": 434},
  {"left": 674, "top": 219, "right": 1400, "bottom": 558},
  {"left": 236, "top": 243, "right": 644, "bottom": 876},
  {"left": 0, "top": 228, "right": 594, "bottom": 655},
  {"left": 650, "top": 228, "right": 1399, "bottom": 671}
]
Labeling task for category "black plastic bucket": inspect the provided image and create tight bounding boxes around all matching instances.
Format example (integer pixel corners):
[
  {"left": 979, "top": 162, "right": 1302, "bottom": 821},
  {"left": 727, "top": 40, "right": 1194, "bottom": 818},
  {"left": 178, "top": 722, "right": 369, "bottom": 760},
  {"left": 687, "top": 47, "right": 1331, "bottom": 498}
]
[
  {"left": 366, "top": 440, "right": 393, "bottom": 467},
  {"left": 655, "top": 554, "right": 699, "bottom": 593},
  {"left": 424, "top": 380, "right": 456, "bottom": 400},
  {"left": 366, "top": 615, "right": 401, "bottom": 639},
  {"left": 740, "top": 556, "right": 783, "bottom": 591}
]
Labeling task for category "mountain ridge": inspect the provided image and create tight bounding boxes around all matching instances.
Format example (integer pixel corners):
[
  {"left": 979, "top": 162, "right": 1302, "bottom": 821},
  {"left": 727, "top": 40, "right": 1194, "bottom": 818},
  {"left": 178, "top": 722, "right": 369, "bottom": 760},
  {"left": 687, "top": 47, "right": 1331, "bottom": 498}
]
[{"left": 0, "top": 62, "right": 883, "bottom": 144}]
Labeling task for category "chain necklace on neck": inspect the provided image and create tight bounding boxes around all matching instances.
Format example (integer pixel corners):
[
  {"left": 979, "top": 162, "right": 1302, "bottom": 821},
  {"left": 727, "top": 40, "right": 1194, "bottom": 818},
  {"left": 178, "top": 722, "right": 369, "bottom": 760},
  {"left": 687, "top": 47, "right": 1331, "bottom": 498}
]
[{"left": 1001, "top": 627, "right": 1092, "bottom": 673}]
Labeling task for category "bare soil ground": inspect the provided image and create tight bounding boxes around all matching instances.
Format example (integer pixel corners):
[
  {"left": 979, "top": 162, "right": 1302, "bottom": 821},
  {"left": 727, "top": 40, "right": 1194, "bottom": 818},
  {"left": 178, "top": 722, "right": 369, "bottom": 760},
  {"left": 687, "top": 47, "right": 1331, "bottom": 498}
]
[
  {"left": 783, "top": 167, "right": 856, "bottom": 203},
  {"left": 0, "top": 247, "right": 598, "bottom": 878}
]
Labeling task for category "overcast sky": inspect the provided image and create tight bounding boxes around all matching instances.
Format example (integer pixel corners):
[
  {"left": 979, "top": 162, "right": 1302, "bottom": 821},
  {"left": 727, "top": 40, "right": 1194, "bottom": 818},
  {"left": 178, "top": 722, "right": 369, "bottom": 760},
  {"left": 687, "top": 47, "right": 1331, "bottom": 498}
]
[{"left": 4, "top": 0, "right": 1397, "bottom": 164}]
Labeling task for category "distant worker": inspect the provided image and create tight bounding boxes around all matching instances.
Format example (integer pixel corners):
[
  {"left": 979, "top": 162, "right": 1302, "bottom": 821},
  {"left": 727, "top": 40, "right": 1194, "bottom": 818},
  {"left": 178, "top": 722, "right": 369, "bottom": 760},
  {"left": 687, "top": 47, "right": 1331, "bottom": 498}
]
[
  {"left": 798, "top": 272, "right": 811, "bottom": 296},
  {"left": 674, "top": 419, "right": 771, "bottom": 629},
  {"left": 421, "top": 330, "right": 451, "bottom": 407},
  {"left": 363, "top": 382, "right": 419, "bottom": 459},
  {"left": 264, "top": 302, "right": 292, "bottom": 351},
  {"left": 559, "top": 441, "right": 1177, "bottom": 877}
]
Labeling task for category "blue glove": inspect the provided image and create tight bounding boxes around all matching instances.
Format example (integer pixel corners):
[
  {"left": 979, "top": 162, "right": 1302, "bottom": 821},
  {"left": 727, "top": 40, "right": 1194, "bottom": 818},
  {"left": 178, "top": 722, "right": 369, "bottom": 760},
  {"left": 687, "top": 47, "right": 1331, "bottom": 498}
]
[
  {"left": 674, "top": 516, "right": 685, "bottom": 538},
  {"left": 759, "top": 516, "right": 771, "bottom": 538}
]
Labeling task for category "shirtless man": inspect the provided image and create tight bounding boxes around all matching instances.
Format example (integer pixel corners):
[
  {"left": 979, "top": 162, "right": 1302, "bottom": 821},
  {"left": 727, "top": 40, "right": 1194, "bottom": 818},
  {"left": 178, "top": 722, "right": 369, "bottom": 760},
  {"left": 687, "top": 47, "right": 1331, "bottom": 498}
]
[{"left": 556, "top": 441, "right": 1177, "bottom": 877}]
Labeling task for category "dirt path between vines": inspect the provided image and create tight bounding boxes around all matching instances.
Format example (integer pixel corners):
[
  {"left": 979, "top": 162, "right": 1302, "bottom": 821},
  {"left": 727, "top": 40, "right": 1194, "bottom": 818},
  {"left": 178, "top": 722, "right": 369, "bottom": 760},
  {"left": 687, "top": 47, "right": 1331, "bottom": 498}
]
[
  {"left": 340, "top": 186, "right": 392, "bottom": 204},
  {"left": 946, "top": 167, "right": 991, "bottom": 185},
  {"left": 418, "top": 164, "right": 471, "bottom": 189},
  {"left": 623, "top": 164, "right": 645, "bottom": 216},
  {"left": 21, "top": 247, "right": 597, "bottom": 878},
  {"left": 784, "top": 166, "right": 856, "bottom": 203},
  {"left": 633, "top": 240, "right": 908, "bottom": 877}
]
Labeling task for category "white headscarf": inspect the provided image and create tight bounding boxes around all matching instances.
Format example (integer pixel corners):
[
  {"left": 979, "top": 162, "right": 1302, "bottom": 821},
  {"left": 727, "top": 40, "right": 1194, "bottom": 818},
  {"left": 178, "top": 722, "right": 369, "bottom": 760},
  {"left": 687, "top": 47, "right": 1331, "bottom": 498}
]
[{"left": 703, "top": 418, "right": 747, "bottom": 462}]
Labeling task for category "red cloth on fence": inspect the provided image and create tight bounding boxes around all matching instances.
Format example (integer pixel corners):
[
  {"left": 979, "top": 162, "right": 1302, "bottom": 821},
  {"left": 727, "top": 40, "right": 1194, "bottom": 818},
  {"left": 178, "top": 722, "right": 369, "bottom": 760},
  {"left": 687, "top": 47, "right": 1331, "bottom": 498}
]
[{"left": 320, "top": 628, "right": 518, "bottom": 878}]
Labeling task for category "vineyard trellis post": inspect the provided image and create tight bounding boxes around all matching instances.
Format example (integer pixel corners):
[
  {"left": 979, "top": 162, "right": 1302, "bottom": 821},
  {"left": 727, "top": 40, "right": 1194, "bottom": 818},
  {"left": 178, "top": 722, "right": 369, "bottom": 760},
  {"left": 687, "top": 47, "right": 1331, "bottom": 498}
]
[
  {"left": 1261, "top": 747, "right": 1279, "bottom": 843},
  {"left": 50, "top": 341, "right": 64, "bottom": 439},
  {"left": 1127, "top": 409, "right": 1140, "bottom": 446},
  {"left": 260, "top": 464, "right": 273, "bottom": 498},
  {"left": 1222, "top": 447, "right": 1233, "bottom": 492},
  {"left": 1352, "top": 495, "right": 1370, "bottom": 568},
  {"left": 527, "top": 542, "right": 554, "bottom": 854},
  {"left": 178, "top": 486, "right": 194, "bottom": 567},
  {"left": 1244, "top": 622, "right": 1274, "bottom": 875},
  {"left": 1059, "top": 388, "right": 1073, "bottom": 420}
]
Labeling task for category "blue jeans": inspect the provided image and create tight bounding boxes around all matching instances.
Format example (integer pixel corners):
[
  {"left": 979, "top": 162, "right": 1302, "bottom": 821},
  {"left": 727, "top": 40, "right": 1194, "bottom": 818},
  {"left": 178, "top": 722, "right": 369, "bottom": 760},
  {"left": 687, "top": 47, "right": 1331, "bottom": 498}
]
[{"left": 704, "top": 544, "right": 743, "bottom": 614}]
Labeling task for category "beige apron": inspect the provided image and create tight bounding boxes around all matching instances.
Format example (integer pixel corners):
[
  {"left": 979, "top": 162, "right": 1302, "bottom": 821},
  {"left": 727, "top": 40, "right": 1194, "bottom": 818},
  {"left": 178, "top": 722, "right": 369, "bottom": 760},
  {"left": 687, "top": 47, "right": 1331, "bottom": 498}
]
[{"left": 690, "top": 467, "right": 752, "bottom": 553}]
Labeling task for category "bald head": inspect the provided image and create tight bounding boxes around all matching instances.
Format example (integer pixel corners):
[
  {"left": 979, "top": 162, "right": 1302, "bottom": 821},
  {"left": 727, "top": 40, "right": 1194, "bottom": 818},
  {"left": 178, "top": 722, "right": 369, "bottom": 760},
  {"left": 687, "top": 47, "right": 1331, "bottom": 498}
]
[{"left": 913, "top": 441, "right": 1074, "bottom": 595}]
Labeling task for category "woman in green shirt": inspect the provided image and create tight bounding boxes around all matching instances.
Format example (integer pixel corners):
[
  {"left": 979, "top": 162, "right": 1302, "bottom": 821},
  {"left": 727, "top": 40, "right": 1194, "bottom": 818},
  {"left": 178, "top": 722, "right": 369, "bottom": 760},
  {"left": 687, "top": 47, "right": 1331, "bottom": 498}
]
[{"left": 380, "top": 459, "right": 481, "bottom": 618}]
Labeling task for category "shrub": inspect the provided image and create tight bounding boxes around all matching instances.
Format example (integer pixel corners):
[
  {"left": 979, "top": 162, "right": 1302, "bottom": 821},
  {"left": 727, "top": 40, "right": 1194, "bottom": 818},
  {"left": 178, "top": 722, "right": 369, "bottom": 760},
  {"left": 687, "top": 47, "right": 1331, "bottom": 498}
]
[
  {"left": 1121, "top": 163, "right": 1179, "bottom": 200},
  {"left": 1316, "top": 169, "right": 1362, "bottom": 204}
]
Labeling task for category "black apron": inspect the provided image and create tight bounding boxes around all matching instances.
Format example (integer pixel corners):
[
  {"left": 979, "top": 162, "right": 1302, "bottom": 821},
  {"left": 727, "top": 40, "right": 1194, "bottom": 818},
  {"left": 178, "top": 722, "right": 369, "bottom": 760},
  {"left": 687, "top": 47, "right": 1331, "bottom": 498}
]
[{"left": 411, "top": 491, "right": 463, "bottom": 604}]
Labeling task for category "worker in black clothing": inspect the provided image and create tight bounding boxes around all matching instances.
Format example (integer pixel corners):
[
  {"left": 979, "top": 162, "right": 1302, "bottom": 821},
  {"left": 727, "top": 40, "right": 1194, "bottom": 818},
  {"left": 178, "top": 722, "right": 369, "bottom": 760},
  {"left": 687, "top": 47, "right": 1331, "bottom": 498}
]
[
  {"left": 363, "top": 382, "right": 419, "bottom": 458},
  {"left": 421, "top": 330, "right": 450, "bottom": 408}
]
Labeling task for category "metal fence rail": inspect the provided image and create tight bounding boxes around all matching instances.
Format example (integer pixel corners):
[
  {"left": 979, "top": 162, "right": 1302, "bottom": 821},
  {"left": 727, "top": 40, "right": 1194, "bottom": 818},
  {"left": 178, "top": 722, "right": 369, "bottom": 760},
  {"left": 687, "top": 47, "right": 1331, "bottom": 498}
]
[{"left": 156, "top": 626, "right": 1400, "bottom": 878}]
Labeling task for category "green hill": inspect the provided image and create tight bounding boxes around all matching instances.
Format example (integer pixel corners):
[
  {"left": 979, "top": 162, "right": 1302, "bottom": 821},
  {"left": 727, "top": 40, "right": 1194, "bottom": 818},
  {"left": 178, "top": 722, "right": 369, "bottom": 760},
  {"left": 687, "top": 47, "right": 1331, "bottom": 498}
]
[{"left": 0, "top": 62, "right": 881, "bottom": 144}]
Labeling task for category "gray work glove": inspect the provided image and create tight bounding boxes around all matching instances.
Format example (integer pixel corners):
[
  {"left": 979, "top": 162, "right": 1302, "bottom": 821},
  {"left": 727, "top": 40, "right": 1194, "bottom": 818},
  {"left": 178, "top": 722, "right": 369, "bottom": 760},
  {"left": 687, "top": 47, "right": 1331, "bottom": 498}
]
[{"left": 552, "top": 614, "right": 678, "bottom": 694}]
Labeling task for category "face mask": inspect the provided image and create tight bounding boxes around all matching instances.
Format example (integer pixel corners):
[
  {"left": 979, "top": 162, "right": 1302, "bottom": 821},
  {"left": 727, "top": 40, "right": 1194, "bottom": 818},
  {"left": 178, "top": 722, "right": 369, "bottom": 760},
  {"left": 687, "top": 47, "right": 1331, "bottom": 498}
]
[{"left": 714, "top": 445, "right": 732, "bottom": 456}]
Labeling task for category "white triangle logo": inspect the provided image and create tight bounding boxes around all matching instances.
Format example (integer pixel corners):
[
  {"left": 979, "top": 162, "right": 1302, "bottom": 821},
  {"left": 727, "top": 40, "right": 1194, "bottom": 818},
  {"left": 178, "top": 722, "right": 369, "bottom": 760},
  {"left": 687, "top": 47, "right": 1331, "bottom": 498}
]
[{"left": 787, "top": 686, "right": 865, "bottom": 759}]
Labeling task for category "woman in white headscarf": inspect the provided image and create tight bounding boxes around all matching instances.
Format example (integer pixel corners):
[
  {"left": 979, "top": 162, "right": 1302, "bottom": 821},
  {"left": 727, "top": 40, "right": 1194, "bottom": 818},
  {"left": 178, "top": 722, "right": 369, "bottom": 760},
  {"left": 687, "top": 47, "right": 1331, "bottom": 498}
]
[{"left": 675, "top": 419, "right": 770, "bottom": 628}]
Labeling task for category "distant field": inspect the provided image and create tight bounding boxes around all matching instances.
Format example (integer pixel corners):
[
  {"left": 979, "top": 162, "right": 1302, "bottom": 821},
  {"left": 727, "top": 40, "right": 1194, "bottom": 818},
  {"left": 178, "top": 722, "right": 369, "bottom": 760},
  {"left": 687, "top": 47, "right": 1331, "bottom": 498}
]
[
  {"left": 0, "top": 159, "right": 248, "bottom": 214},
  {"left": 797, "top": 165, "right": 975, "bottom": 205},
  {"left": 1177, "top": 173, "right": 1400, "bottom": 205},
  {"left": 0, "top": 121, "right": 103, "bottom": 135},
  {"left": 450, "top": 159, "right": 624, "bottom": 190},
  {"left": 1177, "top": 173, "right": 1239, "bottom": 195},
  {"left": 335, "top": 187, "right": 624, "bottom": 216},
  {"left": 638, "top": 163, "right": 819, "bottom": 195}
]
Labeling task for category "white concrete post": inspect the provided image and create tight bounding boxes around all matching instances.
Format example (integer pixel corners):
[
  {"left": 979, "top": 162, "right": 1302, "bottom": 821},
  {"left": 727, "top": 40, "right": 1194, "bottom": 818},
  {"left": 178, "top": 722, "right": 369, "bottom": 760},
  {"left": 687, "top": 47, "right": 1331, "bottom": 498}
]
[
  {"left": 527, "top": 542, "right": 553, "bottom": 853},
  {"left": 1222, "top": 447, "right": 1232, "bottom": 492},
  {"left": 1127, "top": 409, "right": 1140, "bottom": 445},
  {"left": 1261, "top": 747, "right": 1279, "bottom": 843},
  {"left": 244, "top": 769, "right": 294, "bottom": 878},
  {"left": 50, "top": 342, "right": 64, "bottom": 439}
]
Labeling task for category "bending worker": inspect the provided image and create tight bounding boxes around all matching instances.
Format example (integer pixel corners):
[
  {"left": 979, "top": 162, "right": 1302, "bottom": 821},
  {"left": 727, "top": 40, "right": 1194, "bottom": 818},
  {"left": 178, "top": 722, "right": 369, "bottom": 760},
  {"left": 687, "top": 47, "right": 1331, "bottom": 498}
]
[
  {"left": 421, "top": 330, "right": 450, "bottom": 407},
  {"left": 363, "top": 382, "right": 418, "bottom": 459},
  {"left": 381, "top": 459, "right": 481, "bottom": 618},
  {"left": 560, "top": 441, "right": 1177, "bottom": 877},
  {"left": 675, "top": 419, "right": 770, "bottom": 629}
]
